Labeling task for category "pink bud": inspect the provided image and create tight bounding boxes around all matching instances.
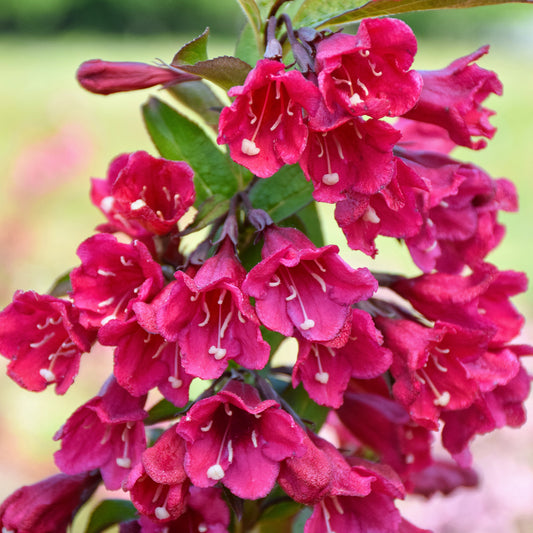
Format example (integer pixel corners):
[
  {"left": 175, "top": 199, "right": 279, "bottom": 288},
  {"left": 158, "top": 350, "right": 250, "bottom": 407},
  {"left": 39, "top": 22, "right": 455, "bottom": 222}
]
[{"left": 76, "top": 59, "right": 199, "bottom": 95}]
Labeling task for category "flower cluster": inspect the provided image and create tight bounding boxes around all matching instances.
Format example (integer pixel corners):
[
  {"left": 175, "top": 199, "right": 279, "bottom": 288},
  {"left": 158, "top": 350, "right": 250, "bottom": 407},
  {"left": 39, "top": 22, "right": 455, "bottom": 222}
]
[{"left": 0, "top": 10, "right": 530, "bottom": 533}]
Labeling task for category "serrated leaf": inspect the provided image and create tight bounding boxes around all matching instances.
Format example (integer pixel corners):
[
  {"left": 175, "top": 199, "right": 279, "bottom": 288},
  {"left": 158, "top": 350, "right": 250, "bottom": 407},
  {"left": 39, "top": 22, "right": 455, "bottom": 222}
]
[
  {"left": 166, "top": 80, "right": 224, "bottom": 127},
  {"left": 294, "top": 0, "right": 533, "bottom": 29},
  {"left": 85, "top": 500, "right": 138, "bottom": 533},
  {"left": 282, "top": 383, "right": 329, "bottom": 431},
  {"left": 142, "top": 97, "right": 238, "bottom": 205},
  {"left": 178, "top": 56, "right": 252, "bottom": 92},
  {"left": 172, "top": 27, "right": 209, "bottom": 66},
  {"left": 248, "top": 164, "right": 313, "bottom": 223},
  {"left": 145, "top": 398, "right": 191, "bottom": 425}
]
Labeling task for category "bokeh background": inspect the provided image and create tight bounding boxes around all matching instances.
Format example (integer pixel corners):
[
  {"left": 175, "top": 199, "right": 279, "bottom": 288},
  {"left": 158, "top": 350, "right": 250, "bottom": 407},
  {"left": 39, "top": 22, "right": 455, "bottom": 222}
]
[{"left": 1, "top": 2, "right": 533, "bottom": 531}]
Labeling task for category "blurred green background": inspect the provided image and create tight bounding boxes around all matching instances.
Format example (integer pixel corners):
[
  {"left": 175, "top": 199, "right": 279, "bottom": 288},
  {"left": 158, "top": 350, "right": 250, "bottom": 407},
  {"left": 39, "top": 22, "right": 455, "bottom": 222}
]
[{"left": 1, "top": 2, "right": 533, "bottom": 532}]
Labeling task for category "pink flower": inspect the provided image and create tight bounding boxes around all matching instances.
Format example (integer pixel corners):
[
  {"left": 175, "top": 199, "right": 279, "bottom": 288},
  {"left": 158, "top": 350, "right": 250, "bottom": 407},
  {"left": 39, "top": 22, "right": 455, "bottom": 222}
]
[
  {"left": 300, "top": 117, "right": 400, "bottom": 203},
  {"left": 403, "top": 46, "right": 503, "bottom": 150},
  {"left": 128, "top": 486, "right": 230, "bottom": 533},
  {"left": 315, "top": 18, "right": 422, "bottom": 119},
  {"left": 156, "top": 239, "right": 270, "bottom": 379},
  {"left": 242, "top": 226, "right": 377, "bottom": 343},
  {"left": 0, "top": 471, "right": 100, "bottom": 533},
  {"left": 77, "top": 59, "right": 199, "bottom": 95},
  {"left": 71, "top": 234, "right": 164, "bottom": 327},
  {"left": 293, "top": 308, "right": 393, "bottom": 407},
  {"left": 176, "top": 380, "right": 307, "bottom": 499},
  {"left": 54, "top": 377, "right": 147, "bottom": 490},
  {"left": 98, "top": 301, "right": 194, "bottom": 407},
  {"left": 217, "top": 59, "right": 321, "bottom": 177},
  {"left": 0, "top": 291, "right": 92, "bottom": 394},
  {"left": 91, "top": 151, "right": 195, "bottom": 237},
  {"left": 126, "top": 427, "right": 190, "bottom": 522}
]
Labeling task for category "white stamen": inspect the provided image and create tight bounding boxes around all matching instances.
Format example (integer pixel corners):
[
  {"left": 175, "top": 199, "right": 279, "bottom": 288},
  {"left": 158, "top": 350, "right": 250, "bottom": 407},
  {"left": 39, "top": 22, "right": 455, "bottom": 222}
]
[
  {"left": 162, "top": 186, "right": 172, "bottom": 202},
  {"left": 315, "top": 372, "right": 329, "bottom": 384},
  {"left": 156, "top": 210, "right": 164, "bottom": 219},
  {"left": 120, "top": 256, "right": 134, "bottom": 267},
  {"left": 270, "top": 113, "right": 283, "bottom": 131},
  {"left": 241, "top": 138, "right": 260, "bottom": 156},
  {"left": 116, "top": 457, "right": 131, "bottom": 468},
  {"left": 349, "top": 92, "right": 363, "bottom": 106},
  {"left": 100, "top": 196, "right": 115, "bottom": 213},
  {"left": 217, "top": 290, "right": 227, "bottom": 305},
  {"left": 98, "top": 296, "right": 115, "bottom": 308},
  {"left": 440, "top": 200, "right": 449, "bottom": 208},
  {"left": 331, "top": 496, "right": 344, "bottom": 515},
  {"left": 30, "top": 332, "right": 55, "bottom": 349},
  {"left": 359, "top": 49, "right": 370, "bottom": 57},
  {"left": 363, "top": 206, "right": 381, "bottom": 224},
  {"left": 152, "top": 342, "right": 167, "bottom": 359},
  {"left": 322, "top": 173, "right": 339, "bottom": 185},
  {"left": 237, "top": 310, "right": 246, "bottom": 324},
  {"left": 168, "top": 376, "right": 183, "bottom": 388},
  {"left": 191, "top": 293, "right": 199, "bottom": 302},
  {"left": 198, "top": 300, "right": 211, "bottom": 327},
  {"left": 39, "top": 368, "right": 56, "bottom": 382},
  {"left": 432, "top": 354, "right": 448, "bottom": 373},
  {"left": 154, "top": 506, "right": 170, "bottom": 520},
  {"left": 427, "top": 218, "right": 435, "bottom": 227},
  {"left": 101, "top": 315, "right": 117, "bottom": 325},
  {"left": 435, "top": 346, "right": 450, "bottom": 354},
  {"left": 406, "top": 453, "right": 415, "bottom": 464},
  {"left": 220, "top": 311, "right": 233, "bottom": 339},
  {"left": 130, "top": 199, "right": 147, "bottom": 210},
  {"left": 227, "top": 439, "right": 233, "bottom": 463},
  {"left": 424, "top": 241, "right": 438, "bottom": 253},
  {"left": 300, "top": 318, "right": 315, "bottom": 330},
  {"left": 97, "top": 269, "right": 116, "bottom": 277},
  {"left": 356, "top": 79, "right": 369, "bottom": 96},
  {"left": 144, "top": 332, "right": 152, "bottom": 344},
  {"left": 209, "top": 346, "right": 227, "bottom": 360},
  {"left": 224, "top": 404, "right": 233, "bottom": 417},
  {"left": 275, "top": 81, "right": 281, "bottom": 99},
  {"left": 251, "top": 430, "right": 258, "bottom": 448},
  {"left": 198, "top": 525, "right": 208, "bottom": 533},
  {"left": 286, "top": 285, "right": 297, "bottom": 301},
  {"left": 207, "top": 464, "right": 225, "bottom": 480},
  {"left": 286, "top": 99, "right": 294, "bottom": 116},
  {"left": 333, "top": 136, "right": 345, "bottom": 160},
  {"left": 37, "top": 315, "right": 62, "bottom": 329},
  {"left": 434, "top": 391, "right": 451, "bottom": 407},
  {"left": 269, "top": 274, "right": 281, "bottom": 287},
  {"left": 314, "top": 259, "right": 326, "bottom": 272},
  {"left": 368, "top": 60, "right": 382, "bottom": 76},
  {"left": 201, "top": 420, "right": 213, "bottom": 432},
  {"left": 152, "top": 484, "right": 164, "bottom": 503},
  {"left": 310, "top": 272, "right": 327, "bottom": 293},
  {"left": 321, "top": 501, "right": 336, "bottom": 533}
]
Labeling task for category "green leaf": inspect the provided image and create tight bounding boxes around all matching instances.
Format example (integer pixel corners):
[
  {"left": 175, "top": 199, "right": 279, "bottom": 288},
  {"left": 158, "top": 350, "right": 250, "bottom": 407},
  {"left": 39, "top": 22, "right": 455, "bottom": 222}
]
[
  {"left": 85, "top": 500, "right": 138, "bottom": 533},
  {"left": 291, "top": 507, "right": 312, "bottom": 533},
  {"left": 166, "top": 80, "right": 225, "bottom": 128},
  {"left": 294, "top": 0, "right": 533, "bottom": 29},
  {"left": 48, "top": 270, "right": 72, "bottom": 297},
  {"left": 142, "top": 97, "right": 238, "bottom": 205},
  {"left": 172, "top": 27, "right": 209, "bottom": 66},
  {"left": 235, "top": 0, "right": 264, "bottom": 52},
  {"left": 281, "top": 201, "right": 324, "bottom": 247},
  {"left": 184, "top": 195, "right": 231, "bottom": 234},
  {"left": 282, "top": 383, "right": 329, "bottom": 431},
  {"left": 178, "top": 56, "right": 253, "bottom": 92},
  {"left": 236, "top": 22, "right": 263, "bottom": 66},
  {"left": 145, "top": 398, "right": 191, "bottom": 425},
  {"left": 248, "top": 164, "right": 313, "bottom": 223}
]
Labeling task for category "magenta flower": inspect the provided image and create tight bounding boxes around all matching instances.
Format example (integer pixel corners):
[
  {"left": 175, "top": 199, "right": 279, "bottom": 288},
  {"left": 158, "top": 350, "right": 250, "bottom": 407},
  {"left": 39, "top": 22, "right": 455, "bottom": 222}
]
[
  {"left": 131, "top": 486, "right": 230, "bottom": 533},
  {"left": 293, "top": 308, "right": 393, "bottom": 407},
  {"left": 54, "top": 377, "right": 147, "bottom": 490},
  {"left": 403, "top": 46, "right": 503, "bottom": 150},
  {"left": 0, "top": 471, "right": 100, "bottom": 533},
  {"left": 242, "top": 226, "right": 377, "bottom": 343},
  {"left": 71, "top": 233, "right": 164, "bottom": 327},
  {"left": 91, "top": 151, "right": 195, "bottom": 237},
  {"left": 300, "top": 117, "right": 400, "bottom": 203},
  {"left": 126, "top": 427, "right": 190, "bottom": 522},
  {"left": 0, "top": 291, "right": 92, "bottom": 394},
  {"left": 98, "top": 302, "right": 194, "bottom": 407},
  {"left": 157, "top": 239, "right": 270, "bottom": 379},
  {"left": 176, "top": 380, "right": 307, "bottom": 499},
  {"left": 315, "top": 17, "right": 422, "bottom": 119},
  {"left": 77, "top": 59, "right": 199, "bottom": 95},
  {"left": 217, "top": 59, "right": 321, "bottom": 177}
]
